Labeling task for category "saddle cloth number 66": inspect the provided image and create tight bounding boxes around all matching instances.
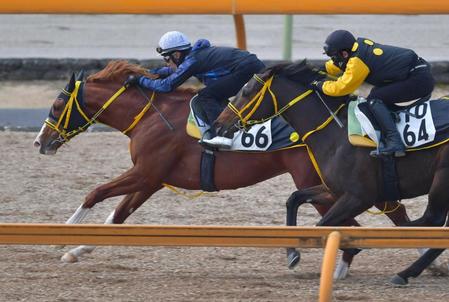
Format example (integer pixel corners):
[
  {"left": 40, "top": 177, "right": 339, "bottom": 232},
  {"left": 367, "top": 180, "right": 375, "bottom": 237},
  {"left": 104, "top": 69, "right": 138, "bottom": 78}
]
[
  {"left": 397, "top": 102, "right": 436, "bottom": 148},
  {"left": 231, "top": 121, "right": 272, "bottom": 151}
]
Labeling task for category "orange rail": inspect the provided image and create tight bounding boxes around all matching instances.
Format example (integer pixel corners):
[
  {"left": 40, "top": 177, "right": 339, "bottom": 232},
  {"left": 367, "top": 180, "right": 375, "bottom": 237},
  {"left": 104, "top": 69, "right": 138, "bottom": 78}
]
[
  {"left": 1, "top": 224, "right": 448, "bottom": 302},
  {"left": 1, "top": 1, "right": 449, "bottom": 14}
]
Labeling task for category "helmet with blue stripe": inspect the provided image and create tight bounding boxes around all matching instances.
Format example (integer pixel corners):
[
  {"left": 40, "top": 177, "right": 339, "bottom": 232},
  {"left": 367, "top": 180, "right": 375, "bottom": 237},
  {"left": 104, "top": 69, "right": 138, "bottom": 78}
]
[{"left": 156, "top": 31, "right": 192, "bottom": 56}]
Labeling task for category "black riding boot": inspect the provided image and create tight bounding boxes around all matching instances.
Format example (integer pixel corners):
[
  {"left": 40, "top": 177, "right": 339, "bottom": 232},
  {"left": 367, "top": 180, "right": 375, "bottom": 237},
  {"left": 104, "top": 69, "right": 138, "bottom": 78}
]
[{"left": 368, "top": 99, "right": 406, "bottom": 157}]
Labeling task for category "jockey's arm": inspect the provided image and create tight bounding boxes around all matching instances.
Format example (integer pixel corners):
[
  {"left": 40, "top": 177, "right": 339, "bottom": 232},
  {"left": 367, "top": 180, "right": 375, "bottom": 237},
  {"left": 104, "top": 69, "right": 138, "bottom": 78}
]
[
  {"left": 321, "top": 57, "right": 370, "bottom": 97},
  {"left": 149, "top": 66, "right": 173, "bottom": 78},
  {"left": 139, "top": 57, "right": 197, "bottom": 93}
]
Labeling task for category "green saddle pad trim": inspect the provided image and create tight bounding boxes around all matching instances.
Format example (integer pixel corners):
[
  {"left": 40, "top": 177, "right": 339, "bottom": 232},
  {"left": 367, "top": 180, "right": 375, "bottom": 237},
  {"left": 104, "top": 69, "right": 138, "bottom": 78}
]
[
  {"left": 186, "top": 111, "right": 202, "bottom": 139},
  {"left": 347, "top": 100, "right": 377, "bottom": 148}
]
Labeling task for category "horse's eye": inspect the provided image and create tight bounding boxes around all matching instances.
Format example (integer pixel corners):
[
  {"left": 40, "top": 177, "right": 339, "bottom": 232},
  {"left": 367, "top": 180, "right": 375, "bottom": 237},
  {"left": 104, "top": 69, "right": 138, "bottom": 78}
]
[{"left": 52, "top": 98, "right": 65, "bottom": 116}]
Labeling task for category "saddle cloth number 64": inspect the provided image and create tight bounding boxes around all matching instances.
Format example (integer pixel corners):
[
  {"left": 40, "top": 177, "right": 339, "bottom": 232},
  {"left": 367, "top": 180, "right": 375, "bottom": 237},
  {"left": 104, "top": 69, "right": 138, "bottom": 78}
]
[{"left": 397, "top": 102, "right": 436, "bottom": 148}]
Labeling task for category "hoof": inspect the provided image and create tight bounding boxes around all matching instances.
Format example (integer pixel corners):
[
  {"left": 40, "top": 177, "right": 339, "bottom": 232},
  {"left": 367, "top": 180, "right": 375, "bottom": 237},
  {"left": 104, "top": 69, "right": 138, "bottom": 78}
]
[
  {"left": 61, "top": 252, "right": 78, "bottom": 263},
  {"left": 287, "top": 249, "right": 300, "bottom": 269},
  {"left": 52, "top": 245, "right": 65, "bottom": 250},
  {"left": 390, "top": 274, "right": 408, "bottom": 286}
]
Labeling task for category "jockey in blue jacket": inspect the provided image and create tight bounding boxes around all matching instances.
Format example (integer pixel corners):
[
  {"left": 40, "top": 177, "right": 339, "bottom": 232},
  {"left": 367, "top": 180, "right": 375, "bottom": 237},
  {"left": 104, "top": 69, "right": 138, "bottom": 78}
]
[{"left": 125, "top": 31, "right": 265, "bottom": 149}]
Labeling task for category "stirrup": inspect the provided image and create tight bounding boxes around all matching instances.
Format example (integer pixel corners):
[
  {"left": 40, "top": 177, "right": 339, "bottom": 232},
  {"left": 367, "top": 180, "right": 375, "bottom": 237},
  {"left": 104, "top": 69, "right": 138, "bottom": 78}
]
[
  {"left": 370, "top": 148, "right": 406, "bottom": 158},
  {"left": 201, "top": 136, "right": 233, "bottom": 150}
]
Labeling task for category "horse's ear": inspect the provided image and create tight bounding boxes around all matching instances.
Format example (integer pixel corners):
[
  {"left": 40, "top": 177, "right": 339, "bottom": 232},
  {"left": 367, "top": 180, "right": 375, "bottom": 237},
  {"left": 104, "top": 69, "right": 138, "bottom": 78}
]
[
  {"left": 76, "top": 70, "right": 85, "bottom": 81},
  {"left": 67, "top": 72, "right": 76, "bottom": 92}
]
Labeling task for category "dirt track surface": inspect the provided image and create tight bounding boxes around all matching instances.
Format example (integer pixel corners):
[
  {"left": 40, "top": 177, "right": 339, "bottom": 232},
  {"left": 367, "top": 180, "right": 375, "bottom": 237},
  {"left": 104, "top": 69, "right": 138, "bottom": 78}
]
[{"left": 0, "top": 131, "right": 448, "bottom": 302}]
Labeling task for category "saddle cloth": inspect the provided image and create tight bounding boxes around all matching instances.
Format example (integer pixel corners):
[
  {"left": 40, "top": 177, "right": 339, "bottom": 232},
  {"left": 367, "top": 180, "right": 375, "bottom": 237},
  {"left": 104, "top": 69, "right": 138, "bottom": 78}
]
[
  {"left": 348, "top": 96, "right": 449, "bottom": 150},
  {"left": 186, "top": 97, "right": 304, "bottom": 152}
]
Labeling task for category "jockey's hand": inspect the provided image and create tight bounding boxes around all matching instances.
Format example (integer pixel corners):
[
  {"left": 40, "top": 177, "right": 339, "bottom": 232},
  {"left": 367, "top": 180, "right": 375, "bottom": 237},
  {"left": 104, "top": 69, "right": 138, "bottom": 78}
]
[{"left": 124, "top": 75, "right": 140, "bottom": 88}]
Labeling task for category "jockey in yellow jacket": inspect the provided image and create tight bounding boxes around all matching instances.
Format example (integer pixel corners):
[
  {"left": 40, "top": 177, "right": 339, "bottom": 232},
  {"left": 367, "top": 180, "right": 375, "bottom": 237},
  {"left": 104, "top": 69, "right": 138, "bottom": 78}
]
[{"left": 314, "top": 30, "right": 434, "bottom": 157}]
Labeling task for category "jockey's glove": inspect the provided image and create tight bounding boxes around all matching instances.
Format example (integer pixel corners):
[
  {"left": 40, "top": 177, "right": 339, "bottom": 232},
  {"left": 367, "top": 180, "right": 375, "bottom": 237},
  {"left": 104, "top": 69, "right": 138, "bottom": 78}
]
[
  {"left": 124, "top": 75, "right": 141, "bottom": 88},
  {"left": 310, "top": 80, "right": 324, "bottom": 92}
]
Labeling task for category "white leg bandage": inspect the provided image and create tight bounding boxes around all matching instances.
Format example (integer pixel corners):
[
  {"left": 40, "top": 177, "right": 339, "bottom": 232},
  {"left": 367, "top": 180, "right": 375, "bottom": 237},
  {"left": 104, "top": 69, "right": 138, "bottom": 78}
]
[
  {"left": 62, "top": 210, "right": 116, "bottom": 262},
  {"left": 65, "top": 205, "right": 90, "bottom": 224},
  {"left": 333, "top": 258, "right": 349, "bottom": 280}
]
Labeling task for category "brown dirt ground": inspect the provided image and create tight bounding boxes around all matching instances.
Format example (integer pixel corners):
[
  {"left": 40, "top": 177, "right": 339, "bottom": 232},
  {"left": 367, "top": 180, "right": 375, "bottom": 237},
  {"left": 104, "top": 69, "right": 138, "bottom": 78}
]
[{"left": 0, "top": 82, "right": 448, "bottom": 302}]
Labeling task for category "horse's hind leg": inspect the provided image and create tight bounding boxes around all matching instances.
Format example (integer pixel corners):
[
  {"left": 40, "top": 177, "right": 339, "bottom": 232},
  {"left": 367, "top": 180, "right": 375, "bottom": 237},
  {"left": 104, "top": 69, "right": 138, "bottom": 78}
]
[
  {"left": 62, "top": 188, "right": 158, "bottom": 263},
  {"left": 391, "top": 167, "right": 449, "bottom": 285},
  {"left": 334, "top": 201, "right": 409, "bottom": 280},
  {"left": 382, "top": 202, "right": 410, "bottom": 225}
]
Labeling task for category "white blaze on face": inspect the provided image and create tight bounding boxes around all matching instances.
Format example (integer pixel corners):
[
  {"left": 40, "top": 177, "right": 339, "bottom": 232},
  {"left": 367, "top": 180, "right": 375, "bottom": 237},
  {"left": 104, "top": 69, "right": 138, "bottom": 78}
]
[{"left": 33, "top": 123, "right": 47, "bottom": 148}]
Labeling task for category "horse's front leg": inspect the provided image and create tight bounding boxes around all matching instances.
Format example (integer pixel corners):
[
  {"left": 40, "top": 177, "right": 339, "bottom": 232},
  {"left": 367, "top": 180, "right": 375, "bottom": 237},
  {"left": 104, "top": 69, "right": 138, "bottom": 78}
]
[
  {"left": 61, "top": 166, "right": 152, "bottom": 262},
  {"left": 62, "top": 188, "right": 159, "bottom": 263},
  {"left": 315, "top": 193, "right": 372, "bottom": 278},
  {"left": 64, "top": 166, "right": 147, "bottom": 226},
  {"left": 285, "top": 185, "right": 334, "bottom": 269},
  {"left": 83, "top": 166, "right": 148, "bottom": 208}
]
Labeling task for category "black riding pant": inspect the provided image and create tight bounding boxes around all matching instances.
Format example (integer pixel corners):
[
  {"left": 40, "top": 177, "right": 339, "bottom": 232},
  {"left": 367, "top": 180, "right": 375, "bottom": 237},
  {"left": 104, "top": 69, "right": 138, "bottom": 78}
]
[
  {"left": 367, "top": 63, "right": 434, "bottom": 106},
  {"left": 196, "top": 60, "right": 265, "bottom": 125}
]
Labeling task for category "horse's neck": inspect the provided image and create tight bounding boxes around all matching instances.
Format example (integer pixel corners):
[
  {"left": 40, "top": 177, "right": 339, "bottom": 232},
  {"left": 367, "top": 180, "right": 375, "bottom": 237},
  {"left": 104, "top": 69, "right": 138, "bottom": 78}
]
[
  {"left": 84, "top": 83, "right": 192, "bottom": 135},
  {"left": 298, "top": 105, "right": 353, "bottom": 178},
  {"left": 307, "top": 106, "right": 348, "bottom": 144},
  {"left": 282, "top": 91, "right": 349, "bottom": 157}
]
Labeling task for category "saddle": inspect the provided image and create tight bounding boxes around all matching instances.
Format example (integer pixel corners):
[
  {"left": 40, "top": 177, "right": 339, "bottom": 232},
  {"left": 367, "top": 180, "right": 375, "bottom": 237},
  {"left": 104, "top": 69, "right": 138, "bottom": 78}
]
[
  {"left": 186, "top": 95, "right": 304, "bottom": 152},
  {"left": 348, "top": 95, "right": 449, "bottom": 150}
]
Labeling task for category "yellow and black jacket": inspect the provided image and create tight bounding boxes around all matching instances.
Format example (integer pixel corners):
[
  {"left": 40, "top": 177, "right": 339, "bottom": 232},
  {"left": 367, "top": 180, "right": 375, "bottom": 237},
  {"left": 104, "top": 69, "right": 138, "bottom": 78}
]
[{"left": 322, "top": 38, "right": 419, "bottom": 97}]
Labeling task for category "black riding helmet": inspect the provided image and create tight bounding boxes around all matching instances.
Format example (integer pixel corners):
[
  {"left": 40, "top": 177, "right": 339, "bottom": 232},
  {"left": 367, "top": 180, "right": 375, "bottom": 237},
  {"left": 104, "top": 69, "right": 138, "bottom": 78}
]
[
  {"left": 323, "top": 30, "right": 356, "bottom": 69},
  {"left": 323, "top": 30, "right": 356, "bottom": 56}
]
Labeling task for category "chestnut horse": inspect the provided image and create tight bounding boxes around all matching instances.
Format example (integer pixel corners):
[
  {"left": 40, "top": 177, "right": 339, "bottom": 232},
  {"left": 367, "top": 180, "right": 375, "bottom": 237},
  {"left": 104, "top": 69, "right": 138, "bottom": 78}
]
[
  {"left": 33, "top": 61, "right": 408, "bottom": 279},
  {"left": 214, "top": 60, "right": 449, "bottom": 285}
]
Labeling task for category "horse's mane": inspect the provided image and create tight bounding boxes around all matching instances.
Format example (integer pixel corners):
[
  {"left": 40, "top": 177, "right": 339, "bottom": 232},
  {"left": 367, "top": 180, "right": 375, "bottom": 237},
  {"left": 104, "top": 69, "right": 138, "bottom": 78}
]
[
  {"left": 86, "top": 60, "right": 200, "bottom": 94},
  {"left": 264, "top": 59, "right": 324, "bottom": 85},
  {"left": 87, "top": 60, "right": 154, "bottom": 83}
]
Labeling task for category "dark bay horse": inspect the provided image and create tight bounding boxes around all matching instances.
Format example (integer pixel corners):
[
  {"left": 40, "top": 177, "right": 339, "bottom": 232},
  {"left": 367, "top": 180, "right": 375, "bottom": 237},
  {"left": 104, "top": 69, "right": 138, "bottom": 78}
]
[
  {"left": 34, "top": 61, "right": 409, "bottom": 278},
  {"left": 214, "top": 60, "right": 449, "bottom": 285}
]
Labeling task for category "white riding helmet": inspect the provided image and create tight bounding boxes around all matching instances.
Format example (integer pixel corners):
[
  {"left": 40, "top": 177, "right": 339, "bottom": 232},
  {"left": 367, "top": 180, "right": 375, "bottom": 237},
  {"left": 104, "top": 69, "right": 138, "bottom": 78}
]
[{"left": 157, "top": 31, "right": 192, "bottom": 55}]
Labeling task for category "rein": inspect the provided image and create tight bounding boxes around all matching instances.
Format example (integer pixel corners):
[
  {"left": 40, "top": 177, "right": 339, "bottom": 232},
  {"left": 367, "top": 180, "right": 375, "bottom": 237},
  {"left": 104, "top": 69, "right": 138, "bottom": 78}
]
[{"left": 45, "top": 81, "right": 155, "bottom": 141}]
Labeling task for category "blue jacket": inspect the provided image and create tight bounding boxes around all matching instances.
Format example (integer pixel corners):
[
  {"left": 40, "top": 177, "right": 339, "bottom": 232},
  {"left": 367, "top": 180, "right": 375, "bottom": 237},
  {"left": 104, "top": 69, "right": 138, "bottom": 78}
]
[{"left": 138, "top": 39, "right": 262, "bottom": 92}]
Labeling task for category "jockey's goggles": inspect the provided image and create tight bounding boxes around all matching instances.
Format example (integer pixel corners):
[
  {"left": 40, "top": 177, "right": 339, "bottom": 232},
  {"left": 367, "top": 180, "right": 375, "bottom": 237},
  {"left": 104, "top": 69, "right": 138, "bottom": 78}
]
[{"left": 163, "top": 54, "right": 172, "bottom": 63}]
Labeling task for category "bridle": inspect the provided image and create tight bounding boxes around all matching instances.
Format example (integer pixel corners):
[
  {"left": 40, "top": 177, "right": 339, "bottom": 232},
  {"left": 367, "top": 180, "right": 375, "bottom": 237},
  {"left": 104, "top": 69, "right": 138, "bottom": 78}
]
[
  {"left": 227, "top": 74, "right": 314, "bottom": 130},
  {"left": 45, "top": 81, "right": 155, "bottom": 143}
]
